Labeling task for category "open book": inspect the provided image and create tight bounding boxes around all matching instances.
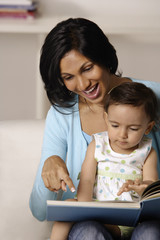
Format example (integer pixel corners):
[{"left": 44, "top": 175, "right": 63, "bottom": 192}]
[{"left": 47, "top": 180, "right": 160, "bottom": 226}]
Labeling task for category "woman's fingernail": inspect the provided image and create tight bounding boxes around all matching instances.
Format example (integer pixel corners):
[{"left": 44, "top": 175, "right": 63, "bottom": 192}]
[{"left": 71, "top": 187, "right": 75, "bottom": 192}]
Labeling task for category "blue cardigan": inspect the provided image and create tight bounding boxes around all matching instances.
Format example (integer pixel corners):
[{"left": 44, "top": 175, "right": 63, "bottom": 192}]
[{"left": 29, "top": 78, "right": 160, "bottom": 221}]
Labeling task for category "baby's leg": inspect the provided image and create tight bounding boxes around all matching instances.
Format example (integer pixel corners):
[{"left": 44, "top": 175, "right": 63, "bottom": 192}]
[
  {"left": 50, "top": 221, "right": 74, "bottom": 240},
  {"left": 50, "top": 199, "right": 76, "bottom": 240}
]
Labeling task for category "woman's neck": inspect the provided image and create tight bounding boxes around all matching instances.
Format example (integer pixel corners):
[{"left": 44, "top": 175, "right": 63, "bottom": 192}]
[{"left": 79, "top": 100, "right": 107, "bottom": 135}]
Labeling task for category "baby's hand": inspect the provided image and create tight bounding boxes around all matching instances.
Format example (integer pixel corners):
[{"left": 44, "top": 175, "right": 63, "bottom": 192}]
[{"left": 117, "top": 179, "right": 153, "bottom": 196}]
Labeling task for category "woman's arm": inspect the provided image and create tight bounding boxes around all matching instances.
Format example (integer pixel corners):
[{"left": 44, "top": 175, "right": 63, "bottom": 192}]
[
  {"left": 29, "top": 107, "right": 75, "bottom": 221},
  {"left": 77, "top": 140, "right": 97, "bottom": 201}
]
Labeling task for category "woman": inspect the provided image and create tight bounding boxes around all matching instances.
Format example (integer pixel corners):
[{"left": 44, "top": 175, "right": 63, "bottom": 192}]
[{"left": 29, "top": 18, "right": 160, "bottom": 239}]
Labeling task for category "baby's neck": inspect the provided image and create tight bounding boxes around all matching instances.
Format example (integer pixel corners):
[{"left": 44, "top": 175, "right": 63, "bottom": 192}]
[{"left": 109, "top": 140, "right": 138, "bottom": 155}]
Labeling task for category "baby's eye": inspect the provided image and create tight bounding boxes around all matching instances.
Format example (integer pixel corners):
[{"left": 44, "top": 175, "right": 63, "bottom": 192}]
[
  {"left": 111, "top": 124, "right": 119, "bottom": 128},
  {"left": 130, "top": 128, "right": 139, "bottom": 131}
]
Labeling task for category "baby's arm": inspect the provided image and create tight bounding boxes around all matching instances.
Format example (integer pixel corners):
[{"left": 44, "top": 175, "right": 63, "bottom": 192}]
[
  {"left": 77, "top": 140, "right": 97, "bottom": 201},
  {"left": 77, "top": 140, "right": 121, "bottom": 238},
  {"left": 117, "top": 148, "right": 158, "bottom": 196}
]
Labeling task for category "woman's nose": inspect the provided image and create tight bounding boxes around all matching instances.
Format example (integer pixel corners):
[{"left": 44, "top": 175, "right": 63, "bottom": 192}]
[{"left": 76, "top": 76, "right": 90, "bottom": 91}]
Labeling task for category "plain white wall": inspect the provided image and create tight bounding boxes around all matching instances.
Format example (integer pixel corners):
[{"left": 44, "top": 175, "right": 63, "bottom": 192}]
[
  {"left": 0, "top": 34, "right": 37, "bottom": 120},
  {"left": 1, "top": 0, "right": 160, "bottom": 120},
  {"left": 109, "top": 33, "right": 160, "bottom": 81},
  {"left": 39, "top": 0, "right": 160, "bottom": 19}
]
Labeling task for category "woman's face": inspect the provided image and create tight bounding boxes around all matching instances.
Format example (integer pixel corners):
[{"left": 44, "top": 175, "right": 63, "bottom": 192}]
[{"left": 60, "top": 50, "right": 111, "bottom": 104}]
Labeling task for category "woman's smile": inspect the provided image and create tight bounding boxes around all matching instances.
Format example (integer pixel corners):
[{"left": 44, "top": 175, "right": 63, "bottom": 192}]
[{"left": 82, "top": 83, "right": 100, "bottom": 100}]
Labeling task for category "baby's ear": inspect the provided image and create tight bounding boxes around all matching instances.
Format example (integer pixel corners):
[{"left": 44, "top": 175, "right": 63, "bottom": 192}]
[{"left": 145, "top": 121, "right": 155, "bottom": 135}]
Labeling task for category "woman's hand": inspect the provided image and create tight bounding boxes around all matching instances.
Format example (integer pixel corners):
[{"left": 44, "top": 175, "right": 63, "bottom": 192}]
[
  {"left": 41, "top": 155, "right": 75, "bottom": 193},
  {"left": 117, "top": 179, "right": 154, "bottom": 196}
]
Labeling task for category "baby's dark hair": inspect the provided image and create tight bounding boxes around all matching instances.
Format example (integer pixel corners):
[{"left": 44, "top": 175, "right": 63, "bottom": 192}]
[{"left": 104, "top": 82, "right": 158, "bottom": 124}]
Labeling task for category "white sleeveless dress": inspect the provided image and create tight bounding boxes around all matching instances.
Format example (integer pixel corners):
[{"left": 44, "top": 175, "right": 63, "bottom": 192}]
[{"left": 93, "top": 132, "right": 152, "bottom": 202}]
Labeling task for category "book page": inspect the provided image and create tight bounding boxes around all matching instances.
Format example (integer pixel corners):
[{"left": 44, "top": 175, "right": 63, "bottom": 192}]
[
  {"left": 142, "top": 180, "right": 160, "bottom": 199},
  {"left": 47, "top": 200, "right": 140, "bottom": 209}
]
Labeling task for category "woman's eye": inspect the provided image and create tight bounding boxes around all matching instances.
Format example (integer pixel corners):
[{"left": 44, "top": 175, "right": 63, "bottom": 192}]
[
  {"left": 83, "top": 65, "right": 93, "bottom": 72},
  {"left": 63, "top": 75, "right": 73, "bottom": 81}
]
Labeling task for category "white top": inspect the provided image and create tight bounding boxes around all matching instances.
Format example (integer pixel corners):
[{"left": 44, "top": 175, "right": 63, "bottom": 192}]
[{"left": 93, "top": 132, "right": 152, "bottom": 201}]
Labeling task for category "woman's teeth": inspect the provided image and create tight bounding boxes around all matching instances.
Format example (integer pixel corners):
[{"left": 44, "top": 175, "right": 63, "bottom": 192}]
[
  {"left": 84, "top": 85, "right": 97, "bottom": 94},
  {"left": 82, "top": 83, "right": 100, "bottom": 100}
]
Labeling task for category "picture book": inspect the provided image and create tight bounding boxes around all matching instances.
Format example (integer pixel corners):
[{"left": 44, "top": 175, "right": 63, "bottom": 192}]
[{"left": 47, "top": 180, "right": 160, "bottom": 226}]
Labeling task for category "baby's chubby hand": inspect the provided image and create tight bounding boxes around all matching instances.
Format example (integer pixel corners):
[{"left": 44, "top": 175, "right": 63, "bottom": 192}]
[{"left": 117, "top": 179, "right": 153, "bottom": 196}]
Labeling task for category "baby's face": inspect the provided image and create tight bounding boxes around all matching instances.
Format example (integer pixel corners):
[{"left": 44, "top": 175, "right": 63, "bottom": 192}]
[{"left": 105, "top": 104, "right": 152, "bottom": 154}]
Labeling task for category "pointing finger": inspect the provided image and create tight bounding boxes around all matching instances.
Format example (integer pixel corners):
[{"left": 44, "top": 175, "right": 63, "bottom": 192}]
[{"left": 63, "top": 175, "right": 76, "bottom": 192}]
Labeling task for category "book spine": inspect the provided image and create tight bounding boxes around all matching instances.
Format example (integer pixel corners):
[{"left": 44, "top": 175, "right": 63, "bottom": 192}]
[
  {"left": 0, "top": 3, "right": 37, "bottom": 11},
  {"left": 0, "top": 11, "right": 35, "bottom": 19},
  {"left": 0, "top": 1, "right": 33, "bottom": 6}
]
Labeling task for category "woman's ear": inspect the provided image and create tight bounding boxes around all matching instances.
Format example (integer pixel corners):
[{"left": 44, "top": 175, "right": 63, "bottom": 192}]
[{"left": 145, "top": 121, "right": 155, "bottom": 135}]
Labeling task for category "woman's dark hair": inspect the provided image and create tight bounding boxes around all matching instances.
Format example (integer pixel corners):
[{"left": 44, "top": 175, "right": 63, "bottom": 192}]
[
  {"left": 40, "top": 18, "right": 118, "bottom": 108},
  {"left": 104, "top": 82, "right": 159, "bottom": 125}
]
